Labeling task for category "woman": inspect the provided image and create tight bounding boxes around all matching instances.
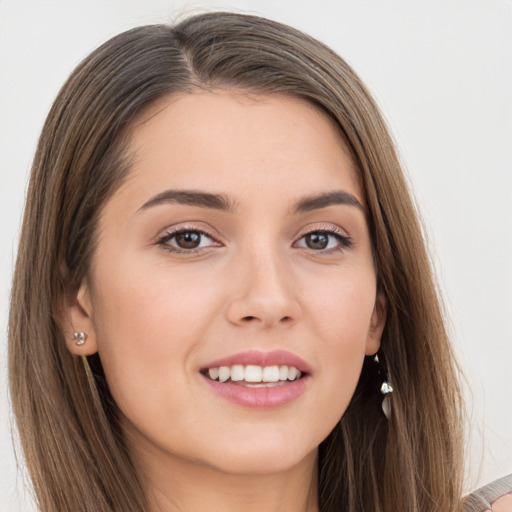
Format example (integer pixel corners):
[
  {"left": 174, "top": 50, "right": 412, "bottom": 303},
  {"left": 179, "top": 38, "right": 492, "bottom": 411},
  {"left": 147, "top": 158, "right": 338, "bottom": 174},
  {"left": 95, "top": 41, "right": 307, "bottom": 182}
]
[{"left": 7, "top": 11, "right": 510, "bottom": 512}]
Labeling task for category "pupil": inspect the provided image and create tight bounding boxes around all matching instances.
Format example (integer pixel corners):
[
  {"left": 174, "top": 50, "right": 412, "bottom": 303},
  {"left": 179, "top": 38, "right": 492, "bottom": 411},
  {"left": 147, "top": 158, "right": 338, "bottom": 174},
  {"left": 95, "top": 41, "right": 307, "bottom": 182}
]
[
  {"left": 176, "top": 231, "right": 200, "bottom": 249},
  {"left": 306, "top": 233, "right": 328, "bottom": 250}
]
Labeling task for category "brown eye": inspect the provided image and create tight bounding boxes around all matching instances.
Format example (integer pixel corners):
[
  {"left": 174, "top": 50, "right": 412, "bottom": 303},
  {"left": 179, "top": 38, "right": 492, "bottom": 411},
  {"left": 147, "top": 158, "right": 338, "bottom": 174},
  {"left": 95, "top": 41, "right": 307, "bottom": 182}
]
[
  {"left": 295, "top": 229, "right": 353, "bottom": 252},
  {"left": 175, "top": 231, "right": 202, "bottom": 249},
  {"left": 157, "top": 229, "right": 219, "bottom": 252},
  {"left": 304, "top": 232, "right": 329, "bottom": 250}
]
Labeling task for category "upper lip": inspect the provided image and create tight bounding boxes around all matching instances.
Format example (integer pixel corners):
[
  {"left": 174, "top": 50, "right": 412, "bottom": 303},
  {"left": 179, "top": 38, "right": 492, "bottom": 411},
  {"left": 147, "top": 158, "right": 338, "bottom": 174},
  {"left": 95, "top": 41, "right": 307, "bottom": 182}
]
[{"left": 201, "top": 349, "right": 311, "bottom": 373}]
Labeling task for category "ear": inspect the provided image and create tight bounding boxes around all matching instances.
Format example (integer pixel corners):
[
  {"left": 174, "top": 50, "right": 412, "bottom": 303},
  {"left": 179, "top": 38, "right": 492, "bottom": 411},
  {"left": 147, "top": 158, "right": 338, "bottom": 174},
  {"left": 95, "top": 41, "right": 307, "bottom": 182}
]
[
  {"left": 59, "top": 277, "right": 99, "bottom": 357},
  {"left": 365, "top": 292, "right": 387, "bottom": 356}
]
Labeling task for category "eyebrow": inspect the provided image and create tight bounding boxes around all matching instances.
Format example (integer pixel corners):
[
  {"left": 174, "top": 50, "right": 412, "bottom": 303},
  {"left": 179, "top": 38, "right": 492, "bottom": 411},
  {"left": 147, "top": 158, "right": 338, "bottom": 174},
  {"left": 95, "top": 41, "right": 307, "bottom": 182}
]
[
  {"left": 138, "top": 188, "right": 364, "bottom": 214},
  {"left": 293, "top": 191, "right": 365, "bottom": 213},
  {"left": 138, "top": 189, "right": 237, "bottom": 212}
]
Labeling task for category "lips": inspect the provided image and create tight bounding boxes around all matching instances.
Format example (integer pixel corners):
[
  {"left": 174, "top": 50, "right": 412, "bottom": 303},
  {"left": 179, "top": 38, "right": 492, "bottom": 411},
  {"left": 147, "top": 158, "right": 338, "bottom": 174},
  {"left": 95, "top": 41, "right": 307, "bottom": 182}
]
[
  {"left": 202, "top": 349, "right": 311, "bottom": 373},
  {"left": 200, "top": 350, "right": 310, "bottom": 409}
]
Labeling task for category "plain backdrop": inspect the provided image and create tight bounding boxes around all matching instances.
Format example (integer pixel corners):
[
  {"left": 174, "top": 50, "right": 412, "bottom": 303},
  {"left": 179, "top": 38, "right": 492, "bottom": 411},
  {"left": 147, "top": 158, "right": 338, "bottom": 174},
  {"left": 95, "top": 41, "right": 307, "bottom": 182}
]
[{"left": 1, "top": 1, "right": 511, "bottom": 510}]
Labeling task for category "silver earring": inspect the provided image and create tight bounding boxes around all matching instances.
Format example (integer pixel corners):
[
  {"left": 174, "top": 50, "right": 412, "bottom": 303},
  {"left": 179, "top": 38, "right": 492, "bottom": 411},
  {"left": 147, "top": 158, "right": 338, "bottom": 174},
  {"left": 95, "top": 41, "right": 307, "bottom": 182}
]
[
  {"left": 73, "top": 331, "right": 87, "bottom": 346},
  {"left": 373, "top": 354, "right": 393, "bottom": 419}
]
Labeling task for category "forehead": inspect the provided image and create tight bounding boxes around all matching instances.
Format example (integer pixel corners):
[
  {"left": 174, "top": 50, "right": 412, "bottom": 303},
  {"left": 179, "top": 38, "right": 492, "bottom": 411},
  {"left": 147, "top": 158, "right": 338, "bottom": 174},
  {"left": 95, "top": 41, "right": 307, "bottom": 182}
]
[{"left": 117, "top": 91, "right": 362, "bottom": 208}]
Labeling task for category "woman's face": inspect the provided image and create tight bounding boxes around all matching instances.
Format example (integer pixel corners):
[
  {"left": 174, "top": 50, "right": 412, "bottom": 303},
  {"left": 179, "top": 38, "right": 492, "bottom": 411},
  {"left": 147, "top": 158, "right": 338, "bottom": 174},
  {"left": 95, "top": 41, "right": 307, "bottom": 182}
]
[{"left": 67, "top": 92, "right": 385, "bottom": 477}]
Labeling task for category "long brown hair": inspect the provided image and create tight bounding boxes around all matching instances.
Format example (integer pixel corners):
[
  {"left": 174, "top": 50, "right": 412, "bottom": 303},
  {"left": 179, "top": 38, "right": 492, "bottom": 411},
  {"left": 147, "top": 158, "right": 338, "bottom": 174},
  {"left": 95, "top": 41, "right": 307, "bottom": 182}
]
[{"left": 9, "top": 12, "right": 464, "bottom": 512}]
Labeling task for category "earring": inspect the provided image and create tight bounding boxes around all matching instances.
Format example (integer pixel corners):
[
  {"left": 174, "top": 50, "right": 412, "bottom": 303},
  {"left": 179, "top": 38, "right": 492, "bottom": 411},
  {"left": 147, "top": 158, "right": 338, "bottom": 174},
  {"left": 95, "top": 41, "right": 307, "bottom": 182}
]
[
  {"left": 73, "top": 331, "right": 87, "bottom": 346},
  {"left": 373, "top": 354, "right": 393, "bottom": 419}
]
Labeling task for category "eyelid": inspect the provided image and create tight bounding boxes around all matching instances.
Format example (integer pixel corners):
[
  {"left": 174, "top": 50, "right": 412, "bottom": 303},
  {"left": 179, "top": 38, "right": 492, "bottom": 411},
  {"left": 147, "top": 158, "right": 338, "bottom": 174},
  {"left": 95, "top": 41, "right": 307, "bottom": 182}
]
[
  {"left": 293, "top": 223, "right": 353, "bottom": 251},
  {"left": 295, "top": 222, "right": 350, "bottom": 240},
  {"left": 153, "top": 222, "right": 352, "bottom": 254},
  {"left": 153, "top": 221, "right": 221, "bottom": 242},
  {"left": 154, "top": 223, "right": 223, "bottom": 253}
]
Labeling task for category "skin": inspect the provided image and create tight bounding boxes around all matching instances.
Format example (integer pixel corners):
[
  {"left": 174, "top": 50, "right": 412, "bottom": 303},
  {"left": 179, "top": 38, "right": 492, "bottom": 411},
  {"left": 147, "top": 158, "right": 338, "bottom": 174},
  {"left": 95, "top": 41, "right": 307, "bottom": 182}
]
[
  {"left": 488, "top": 495, "right": 512, "bottom": 512},
  {"left": 64, "top": 91, "right": 386, "bottom": 512}
]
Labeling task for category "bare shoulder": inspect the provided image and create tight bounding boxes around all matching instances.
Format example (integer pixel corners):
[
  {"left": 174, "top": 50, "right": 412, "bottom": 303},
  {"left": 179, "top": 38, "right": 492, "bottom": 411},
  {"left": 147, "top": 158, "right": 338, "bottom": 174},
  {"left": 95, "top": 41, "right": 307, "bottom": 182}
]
[
  {"left": 490, "top": 493, "right": 512, "bottom": 512},
  {"left": 463, "top": 474, "right": 512, "bottom": 512}
]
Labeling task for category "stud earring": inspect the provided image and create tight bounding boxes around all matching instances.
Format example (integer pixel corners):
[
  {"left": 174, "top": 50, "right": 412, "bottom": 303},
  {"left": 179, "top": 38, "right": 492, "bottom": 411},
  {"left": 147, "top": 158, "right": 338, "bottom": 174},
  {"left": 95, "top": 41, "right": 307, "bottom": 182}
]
[
  {"left": 373, "top": 354, "right": 393, "bottom": 419},
  {"left": 73, "top": 331, "right": 87, "bottom": 346}
]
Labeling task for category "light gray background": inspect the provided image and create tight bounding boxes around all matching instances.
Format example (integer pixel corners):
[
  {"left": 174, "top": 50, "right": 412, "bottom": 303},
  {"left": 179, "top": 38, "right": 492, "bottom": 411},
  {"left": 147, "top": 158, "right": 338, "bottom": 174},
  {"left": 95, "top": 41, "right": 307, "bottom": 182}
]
[{"left": 1, "top": 1, "right": 511, "bottom": 510}]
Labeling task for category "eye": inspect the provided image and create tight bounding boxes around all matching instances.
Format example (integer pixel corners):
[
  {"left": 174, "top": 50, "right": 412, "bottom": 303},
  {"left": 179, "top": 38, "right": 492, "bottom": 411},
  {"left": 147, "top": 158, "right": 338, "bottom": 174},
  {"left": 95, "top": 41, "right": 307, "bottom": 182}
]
[
  {"left": 156, "top": 228, "right": 220, "bottom": 252},
  {"left": 295, "top": 229, "right": 352, "bottom": 252}
]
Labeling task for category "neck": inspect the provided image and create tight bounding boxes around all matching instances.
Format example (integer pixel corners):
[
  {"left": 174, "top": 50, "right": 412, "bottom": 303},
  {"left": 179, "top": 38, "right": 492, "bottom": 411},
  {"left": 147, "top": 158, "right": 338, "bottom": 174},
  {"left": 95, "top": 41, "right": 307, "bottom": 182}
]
[{"left": 133, "top": 444, "right": 319, "bottom": 512}]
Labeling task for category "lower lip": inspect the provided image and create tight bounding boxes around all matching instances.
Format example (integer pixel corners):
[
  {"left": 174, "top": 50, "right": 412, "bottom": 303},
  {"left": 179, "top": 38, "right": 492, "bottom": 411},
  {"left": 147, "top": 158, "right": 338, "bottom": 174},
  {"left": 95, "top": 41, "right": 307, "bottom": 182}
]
[{"left": 202, "top": 375, "right": 309, "bottom": 409}]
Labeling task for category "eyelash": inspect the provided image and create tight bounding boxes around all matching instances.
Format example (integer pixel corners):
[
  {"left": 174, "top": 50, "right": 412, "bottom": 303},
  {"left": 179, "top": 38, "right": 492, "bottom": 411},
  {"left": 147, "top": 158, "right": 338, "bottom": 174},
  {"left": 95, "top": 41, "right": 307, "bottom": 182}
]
[
  {"left": 156, "top": 227, "right": 219, "bottom": 254},
  {"left": 155, "top": 226, "right": 353, "bottom": 254},
  {"left": 294, "top": 227, "right": 353, "bottom": 253}
]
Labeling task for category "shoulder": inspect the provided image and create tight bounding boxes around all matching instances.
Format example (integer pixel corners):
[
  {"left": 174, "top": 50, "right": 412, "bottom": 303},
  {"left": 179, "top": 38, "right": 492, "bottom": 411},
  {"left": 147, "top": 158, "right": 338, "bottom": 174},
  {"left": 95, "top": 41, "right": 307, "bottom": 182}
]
[
  {"left": 462, "top": 474, "right": 512, "bottom": 512},
  {"left": 490, "top": 494, "right": 512, "bottom": 512}
]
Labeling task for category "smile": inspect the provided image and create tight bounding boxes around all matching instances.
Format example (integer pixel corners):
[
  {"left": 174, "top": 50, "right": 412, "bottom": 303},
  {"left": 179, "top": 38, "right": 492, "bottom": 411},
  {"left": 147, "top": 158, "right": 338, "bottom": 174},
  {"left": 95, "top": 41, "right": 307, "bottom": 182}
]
[
  {"left": 204, "top": 364, "right": 303, "bottom": 387},
  {"left": 200, "top": 350, "right": 310, "bottom": 409}
]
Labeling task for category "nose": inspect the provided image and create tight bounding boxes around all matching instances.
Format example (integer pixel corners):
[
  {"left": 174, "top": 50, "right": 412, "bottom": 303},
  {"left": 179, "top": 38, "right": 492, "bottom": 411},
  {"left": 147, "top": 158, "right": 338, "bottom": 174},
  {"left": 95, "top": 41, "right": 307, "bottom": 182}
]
[{"left": 225, "top": 248, "right": 301, "bottom": 329}]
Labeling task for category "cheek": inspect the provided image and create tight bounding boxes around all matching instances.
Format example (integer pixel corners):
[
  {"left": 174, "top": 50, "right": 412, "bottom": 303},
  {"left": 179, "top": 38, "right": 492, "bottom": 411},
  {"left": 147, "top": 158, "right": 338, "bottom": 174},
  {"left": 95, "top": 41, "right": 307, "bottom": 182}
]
[
  {"left": 88, "top": 259, "right": 223, "bottom": 417},
  {"left": 92, "top": 254, "right": 220, "bottom": 347},
  {"left": 307, "top": 266, "right": 376, "bottom": 345},
  {"left": 305, "top": 269, "right": 376, "bottom": 413}
]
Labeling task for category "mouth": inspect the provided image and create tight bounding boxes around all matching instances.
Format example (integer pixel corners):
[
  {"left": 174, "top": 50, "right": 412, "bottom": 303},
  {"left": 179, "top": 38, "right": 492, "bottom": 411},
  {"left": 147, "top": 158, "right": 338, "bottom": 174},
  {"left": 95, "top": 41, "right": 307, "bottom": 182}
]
[
  {"left": 199, "top": 350, "right": 310, "bottom": 409},
  {"left": 201, "top": 364, "right": 304, "bottom": 388}
]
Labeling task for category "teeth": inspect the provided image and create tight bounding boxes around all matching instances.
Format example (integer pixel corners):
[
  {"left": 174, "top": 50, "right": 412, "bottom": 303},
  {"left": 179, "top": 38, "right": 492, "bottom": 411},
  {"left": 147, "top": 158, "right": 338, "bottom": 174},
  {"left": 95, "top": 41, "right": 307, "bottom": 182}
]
[
  {"left": 218, "top": 366, "right": 230, "bottom": 383},
  {"left": 262, "top": 365, "right": 279, "bottom": 382},
  {"left": 230, "top": 364, "right": 244, "bottom": 381},
  {"left": 205, "top": 364, "right": 303, "bottom": 383},
  {"left": 245, "top": 365, "right": 262, "bottom": 382},
  {"left": 287, "top": 366, "right": 299, "bottom": 381}
]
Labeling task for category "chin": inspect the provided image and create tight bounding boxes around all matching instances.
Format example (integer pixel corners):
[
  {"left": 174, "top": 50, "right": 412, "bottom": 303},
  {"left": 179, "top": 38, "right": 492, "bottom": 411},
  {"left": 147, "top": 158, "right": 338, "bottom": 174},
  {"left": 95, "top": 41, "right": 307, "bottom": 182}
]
[
  {"left": 193, "top": 430, "right": 319, "bottom": 476},
  {"left": 206, "top": 447, "right": 317, "bottom": 477}
]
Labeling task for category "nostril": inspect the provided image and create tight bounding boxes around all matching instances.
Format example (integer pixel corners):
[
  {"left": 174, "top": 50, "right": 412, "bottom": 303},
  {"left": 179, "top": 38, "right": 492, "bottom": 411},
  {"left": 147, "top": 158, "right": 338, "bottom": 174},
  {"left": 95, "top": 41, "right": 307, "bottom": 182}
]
[{"left": 240, "top": 315, "right": 293, "bottom": 324}]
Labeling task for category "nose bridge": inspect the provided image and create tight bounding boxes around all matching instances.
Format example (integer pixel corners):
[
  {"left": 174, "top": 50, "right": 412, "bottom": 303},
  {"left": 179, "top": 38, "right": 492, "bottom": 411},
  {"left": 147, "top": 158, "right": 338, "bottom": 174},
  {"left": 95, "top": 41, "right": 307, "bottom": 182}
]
[{"left": 226, "top": 238, "right": 301, "bottom": 327}]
